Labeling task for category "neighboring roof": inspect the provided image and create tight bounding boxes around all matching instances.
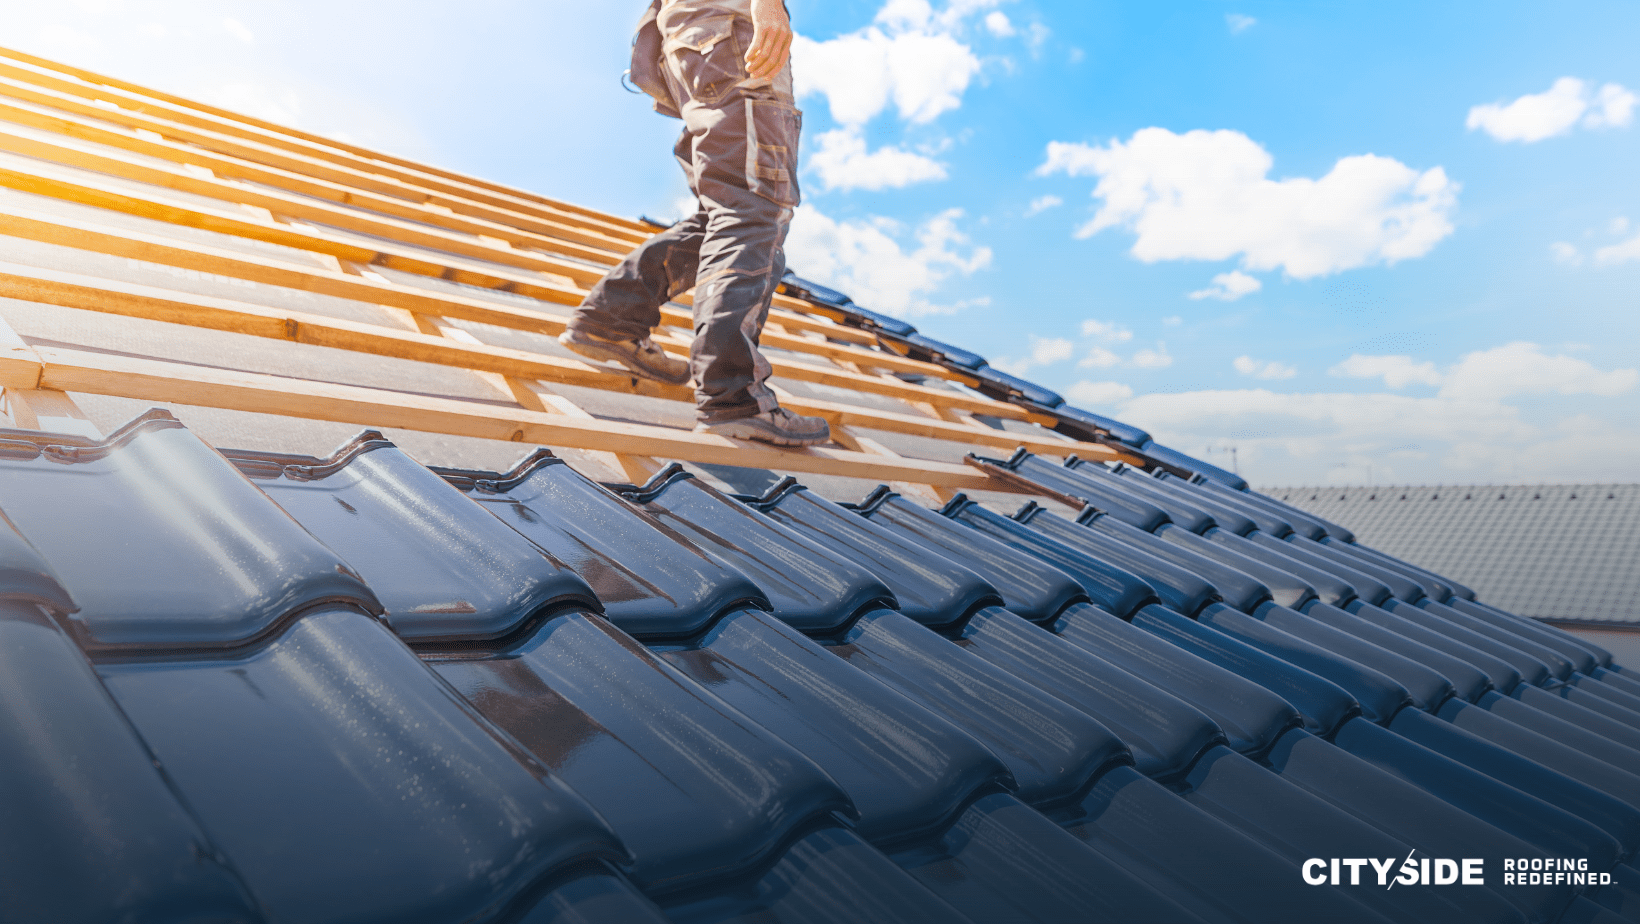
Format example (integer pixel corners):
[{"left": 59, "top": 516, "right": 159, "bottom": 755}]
[
  {"left": 3, "top": 45, "right": 1640, "bottom": 924},
  {"left": 1269, "top": 484, "right": 1640, "bottom": 627}
]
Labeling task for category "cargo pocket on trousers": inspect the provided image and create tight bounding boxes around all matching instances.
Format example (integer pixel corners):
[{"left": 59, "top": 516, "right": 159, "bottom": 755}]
[
  {"left": 746, "top": 99, "right": 801, "bottom": 209},
  {"left": 665, "top": 15, "right": 742, "bottom": 107}
]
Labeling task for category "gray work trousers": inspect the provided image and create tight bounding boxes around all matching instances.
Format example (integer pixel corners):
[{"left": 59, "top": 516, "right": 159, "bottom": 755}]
[{"left": 568, "top": 9, "right": 801, "bottom": 423}]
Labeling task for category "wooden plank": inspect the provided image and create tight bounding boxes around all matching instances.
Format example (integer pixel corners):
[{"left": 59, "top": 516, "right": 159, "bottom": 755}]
[
  {"left": 0, "top": 208, "right": 1027, "bottom": 418},
  {"left": 0, "top": 54, "right": 653, "bottom": 243},
  {"left": 0, "top": 123, "right": 624, "bottom": 287},
  {"left": 0, "top": 72, "right": 911, "bottom": 346},
  {"left": 0, "top": 310, "right": 42, "bottom": 388},
  {"left": 29, "top": 344, "right": 1026, "bottom": 492},
  {"left": 0, "top": 95, "right": 639, "bottom": 265},
  {"left": 0, "top": 263, "right": 1132, "bottom": 466},
  {"left": 413, "top": 313, "right": 654, "bottom": 484},
  {"left": 0, "top": 312, "right": 98, "bottom": 437}
]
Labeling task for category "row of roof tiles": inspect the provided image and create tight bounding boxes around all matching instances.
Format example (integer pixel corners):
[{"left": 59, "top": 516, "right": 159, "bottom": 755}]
[{"left": 2, "top": 410, "right": 1639, "bottom": 924}]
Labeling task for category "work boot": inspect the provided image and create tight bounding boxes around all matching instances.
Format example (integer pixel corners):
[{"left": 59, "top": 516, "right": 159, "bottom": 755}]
[
  {"left": 696, "top": 407, "right": 832, "bottom": 447},
  {"left": 558, "top": 328, "right": 690, "bottom": 385}
]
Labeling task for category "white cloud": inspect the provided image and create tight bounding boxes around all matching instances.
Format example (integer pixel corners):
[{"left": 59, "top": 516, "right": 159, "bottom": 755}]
[
  {"left": 1587, "top": 82, "right": 1639, "bottom": 129},
  {"left": 995, "top": 335, "right": 1075, "bottom": 375},
  {"left": 1467, "top": 77, "right": 1636, "bottom": 143},
  {"left": 1027, "top": 22, "right": 1051, "bottom": 53},
  {"left": 786, "top": 204, "right": 992, "bottom": 317},
  {"left": 1080, "top": 319, "right": 1133, "bottom": 342},
  {"left": 1067, "top": 381, "right": 1133, "bottom": 405},
  {"left": 1039, "top": 128, "right": 1458, "bottom": 279},
  {"left": 809, "top": 128, "right": 948, "bottom": 191},
  {"left": 1234, "top": 356, "right": 1298, "bottom": 380},
  {"left": 1131, "top": 343, "right": 1173, "bottom": 369},
  {"left": 1025, "top": 194, "right": 1063, "bottom": 216},
  {"left": 1162, "top": 315, "right": 1184, "bottom": 327},
  {"left": 1326, "top": 344, "right": 1634, "bottom": 399},
  {"left": 1438, "top": 341, "right": 1637, "bottom": 401},
  {"left": 1549, "top": 241, "right": 1582, "bottom": 266},
  {"left": 1079, "top": 347, "right": 1121, "bottom": 369},
  {"left": 1595, "top": 233, "right": 1640, "bottom": 266},
  {"left": 1330, "top": 354, "right": 1443, "bottom": 388},
  {"left": 793, "top": 3, "right": 988, "bottom": 128},
  {"left": 1189, "top": 270, "right": 1262, "bottom": 301},
  {"left": 1226, "top": 14, "right": 1256, "bottom": 34},
  {"left": 222, "top": 17, "right": 256, "bottom": 45},
  {"left": 1612, "top": 216, "right": 1631, "bottom": 235},
  {"left": 984, "top": 11, "right": 1015, "bottom": 37},
  {"left": 1118, "top": 366, "right": 1640, "bottom": 484}
]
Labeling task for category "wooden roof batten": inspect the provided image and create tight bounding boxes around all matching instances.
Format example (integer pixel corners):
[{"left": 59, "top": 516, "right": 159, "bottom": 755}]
[{"left": 0, "top": 46, "right": 1143, "bottom": 493}]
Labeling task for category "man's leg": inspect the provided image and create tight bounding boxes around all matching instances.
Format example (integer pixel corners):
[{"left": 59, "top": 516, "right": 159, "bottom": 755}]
[
  {"left": 681, "top": 94, "right": 824, "bottom": 445},
  {"left": 559, "top": 204, "right": 705, "bottom": 385}
]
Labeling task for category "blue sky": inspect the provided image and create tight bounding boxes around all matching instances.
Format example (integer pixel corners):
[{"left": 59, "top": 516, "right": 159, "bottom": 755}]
[{"left": 11, "top": 0, "right": 1639, "bottom": 485}]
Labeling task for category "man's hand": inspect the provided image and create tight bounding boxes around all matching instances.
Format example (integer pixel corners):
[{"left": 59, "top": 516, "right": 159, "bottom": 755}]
[{"left": 745, "top": 0, "right": 792, "bottom": 82}]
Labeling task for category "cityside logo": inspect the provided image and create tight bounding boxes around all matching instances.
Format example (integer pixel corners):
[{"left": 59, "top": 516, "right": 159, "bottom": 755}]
[
  {"left": 1302, "top": 854, "right": 1614, "bottom": 888},
  {"left": 1302, "top": 854, "right": 1483, "bottom": 887}
]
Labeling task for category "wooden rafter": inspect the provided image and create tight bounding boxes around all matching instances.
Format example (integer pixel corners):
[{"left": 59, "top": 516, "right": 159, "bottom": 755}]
[{"left": 0, "top": 46, "right": 1139, "bottom": 494}]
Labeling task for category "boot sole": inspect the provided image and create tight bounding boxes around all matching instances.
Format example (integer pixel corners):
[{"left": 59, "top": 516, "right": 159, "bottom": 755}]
[
  {"left": 696, "top": 420, "right": 831, "bottom": 447},
  {"left": 558, "top": 332, "right": 690, "bottom": 386}
]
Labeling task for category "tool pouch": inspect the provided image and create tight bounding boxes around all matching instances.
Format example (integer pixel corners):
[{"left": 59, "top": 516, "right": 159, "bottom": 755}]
[{"left": 629, "top": 0, "right": 681, "bottom": 119}]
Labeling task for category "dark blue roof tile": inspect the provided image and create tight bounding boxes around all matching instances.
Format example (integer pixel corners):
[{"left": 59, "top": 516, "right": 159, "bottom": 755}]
[
  {"left": 1180, "top": 746, "right": 1518, "bottom": 924},
  {"left": 1478, "top": 689, "right": 1640, "bottom": 771},
  {"left": 941, "top": 498, "right": 1159, "bottom": 618},
  {"left": 1193, "top": 480, "right": 1330, "bottom": 540},
  {"left": 1061, "top": 458, "right": 1217, "bottom": 533},
  {"left": 1193, "top": 603, "right": 1415, "bottom": 725},
  {"left": 989, "top": 451, "right": 1176, "bottom": 532},
  {"left": 1322, "top": 534, "right": 1455, "bottom": 602},
  {"left": 436, "top": 453, "right": 767, "bottom": 642},
  {"left": 1335, "top": 716, "right": 1624, "bottom": 872},
  {"left": 1348, "top": 599, "right": 1527, "bottom": 693},
  {"left": 956, "top": 607, "right": 1225, "bottom": 780},
  {"left": 1288, "top": 533, "right": 1426, "bottom": 602},
  {"left": 1156, "top": 525, "right": 1320, "bottom": 611},
  {"left": 1058, "top": 764, "right": 1396, "bottom": 924},
  {"left": 1049, "top": 604, "right": 1303, "bottom": 758},
  {"left": 1139, "top": 443, "right": 1250, "bottom": 491},
  {"left": 1303, "top": 601, "right": 1493, "bottom": 703},
  {"left": 226, "top": 435, "right": 599, "bottom": 645},
  {"left": 1113, "top": 467, "right": 1260, "bottom": 535},
  {"left": 1391, "top": 707, "right": 1640, "bottom": 856},
  {"left": 1250, "top": 603, "right": 1454, "bottom": 712},
  {"left": 618, "top": 468, "right": 893, "bottom": 635},
  {"left": 1266, "top": 728, "right": 1575, "bottom": 924},
  {"left": 1199, "top": 527, "right": 1356, "bottom": 608},
  {"left": 1445, "top": 597, "right": 1602, "bottom": 673},
  {"left": 0, "top": 412, "right": 380, "bottom": 652},
  {"left": 1440, "top": 696, "right": 1640, "bottom": 812},
  {"left": 1245, "top": 531, "right": 1393, "bottom": 606},
  {"left": 1133, "top": 605, "right": 1363, "bottom": 738},
  {"left": 1012, "top": 503, "right": 1222, "bottom": 616},
  {"left": 1379, "top": 599, "right": 1558, "bottom": 686},
  {"left": 657, "top": 609, "right": 1013, "bottom": 845},
  {"left": 1419, "top": 598, "right": 1576, "bottom": 680},
  {"left": 1080, "top": 515, "right": 1276, "bottom": 614},
  {"left": 0, "top": 598, "right": 262, "bottom": 924},
  {"left": 751, "top": 481, "right": 1001, "bottom": 632},
  {"left": 0, "top": 511, "right": 76, "bottom": 614},
  {"left": 97, "top": 608, "right": 629, "bottom": 924},
  {"left": 856, "top": 490, "right": 1086, "bottom": 624},
  {"left": 834, "top": 609, "right": 1132, "bottom": 806},
  {"left": 428, "top": 611, "right": 854, "bottom": 896}
]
